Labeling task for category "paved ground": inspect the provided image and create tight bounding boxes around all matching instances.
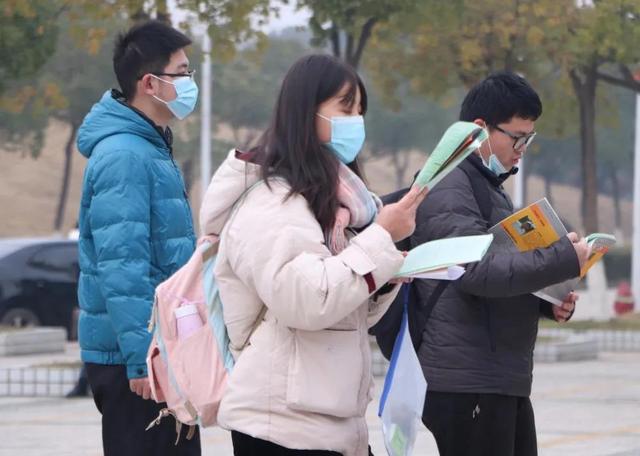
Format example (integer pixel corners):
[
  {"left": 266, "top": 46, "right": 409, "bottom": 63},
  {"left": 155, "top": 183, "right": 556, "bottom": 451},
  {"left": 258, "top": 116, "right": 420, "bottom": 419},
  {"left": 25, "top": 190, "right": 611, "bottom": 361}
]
[{"left": 1, "top": 352, "right": 639, "bottom": 455}]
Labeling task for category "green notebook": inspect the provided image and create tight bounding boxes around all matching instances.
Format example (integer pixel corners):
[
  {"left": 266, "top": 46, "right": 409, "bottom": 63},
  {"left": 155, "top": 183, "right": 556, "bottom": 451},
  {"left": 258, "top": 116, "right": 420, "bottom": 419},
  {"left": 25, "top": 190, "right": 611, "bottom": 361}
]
[
  {"left": 414, "top": 121, "right": 488, "bottom": 190},
  {"left": 395, "top": 234, "right": 494, "bottom": 278}
]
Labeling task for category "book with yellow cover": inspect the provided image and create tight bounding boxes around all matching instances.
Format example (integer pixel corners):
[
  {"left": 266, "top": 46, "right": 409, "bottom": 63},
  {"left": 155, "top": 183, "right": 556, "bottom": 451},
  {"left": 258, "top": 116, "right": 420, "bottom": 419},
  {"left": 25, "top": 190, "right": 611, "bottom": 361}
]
[{"left": 488, "top": 198, "right": 616, "bottom": 305}]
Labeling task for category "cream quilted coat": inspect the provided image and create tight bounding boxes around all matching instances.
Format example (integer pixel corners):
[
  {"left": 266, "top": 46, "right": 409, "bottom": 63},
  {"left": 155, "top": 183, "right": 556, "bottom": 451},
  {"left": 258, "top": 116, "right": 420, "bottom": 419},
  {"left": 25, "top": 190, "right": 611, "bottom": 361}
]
[{"left": 200, "top": 150, "right": 404, "bottom": 456}]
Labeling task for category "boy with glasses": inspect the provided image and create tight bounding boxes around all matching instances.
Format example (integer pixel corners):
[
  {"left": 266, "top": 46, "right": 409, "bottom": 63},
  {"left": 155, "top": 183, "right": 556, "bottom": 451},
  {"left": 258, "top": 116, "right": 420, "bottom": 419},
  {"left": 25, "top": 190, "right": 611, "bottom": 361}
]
[
  {"left": 411, "top": 71, "right": 590, "bottom": 456},
  {"left": 76, "top": 20, "right": 200, "bottom": 455}
]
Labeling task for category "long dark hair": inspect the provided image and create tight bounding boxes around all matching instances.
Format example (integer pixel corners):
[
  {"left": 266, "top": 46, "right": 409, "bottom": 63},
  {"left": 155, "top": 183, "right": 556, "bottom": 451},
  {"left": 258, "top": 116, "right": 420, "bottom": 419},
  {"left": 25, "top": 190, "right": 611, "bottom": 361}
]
[{"left": 254, "top": 54, "right": 368, "bottom": 233}]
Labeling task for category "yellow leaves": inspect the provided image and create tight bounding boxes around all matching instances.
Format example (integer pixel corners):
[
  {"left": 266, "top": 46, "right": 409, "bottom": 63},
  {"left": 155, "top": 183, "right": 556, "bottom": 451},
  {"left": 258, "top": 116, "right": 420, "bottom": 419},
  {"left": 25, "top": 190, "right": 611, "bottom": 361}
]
[
  {"left": 0, "top": 83, "right": 67, "bottom": 115},
  {"left": 3, "top": 0, "right": 35, "bottom": 19},
  {"left": 67, "top": 25, "right": 109, "bottom": 56},
  {"left": 459, "top": 40, "right": 483, "bottom": 72},
  {"left": 86, "top": 27, "right": 108, "bottom": 56},
  {"left": 526, "top": 26, "right": 545, "bottom": 47},
  {"left": 42, "top": 83, "right": 67, "bottom": 110},
  {"left": 531, "top": 1, "right": 548, "bottom": 17},
  {"left": 0, "top": 86, "right": 37, "bottom": 113}
]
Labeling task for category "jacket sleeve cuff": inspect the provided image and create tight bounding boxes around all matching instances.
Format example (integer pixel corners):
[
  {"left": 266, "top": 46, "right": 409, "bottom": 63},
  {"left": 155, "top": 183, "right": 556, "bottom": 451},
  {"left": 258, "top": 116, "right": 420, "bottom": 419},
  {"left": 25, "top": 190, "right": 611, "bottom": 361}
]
[
  {"left": 552, "top": 236, "right": 581, "bottom": 279},
  {"left": 338, "top": 223, "right": 404, "bottom": 294},
  {"left": 127, "top": 363, "right": 148, "bottom": 379},
  {"left": 539, "top": 299, "right": 556, "bottom": 320}
]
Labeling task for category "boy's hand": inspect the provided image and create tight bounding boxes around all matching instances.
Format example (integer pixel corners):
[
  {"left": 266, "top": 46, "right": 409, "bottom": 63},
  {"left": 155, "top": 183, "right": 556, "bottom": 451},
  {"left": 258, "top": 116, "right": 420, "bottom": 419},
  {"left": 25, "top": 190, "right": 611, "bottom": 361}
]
[
  {"left": 130, "top": 377, "right": 151, "bottom": 400},
  {"left": 553, "top": 292, "right": 578, "bottom": 323}
]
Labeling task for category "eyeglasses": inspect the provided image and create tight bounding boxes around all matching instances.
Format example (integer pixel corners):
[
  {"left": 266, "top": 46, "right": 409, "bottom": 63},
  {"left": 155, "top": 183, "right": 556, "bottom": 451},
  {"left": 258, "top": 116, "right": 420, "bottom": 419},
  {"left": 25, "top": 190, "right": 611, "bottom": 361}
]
[
  {"left": 138, "top": 69, "right": 196, "bottom": 80},
  {"left": 492, "top": 124, "right": 536, "bottom": 150}
]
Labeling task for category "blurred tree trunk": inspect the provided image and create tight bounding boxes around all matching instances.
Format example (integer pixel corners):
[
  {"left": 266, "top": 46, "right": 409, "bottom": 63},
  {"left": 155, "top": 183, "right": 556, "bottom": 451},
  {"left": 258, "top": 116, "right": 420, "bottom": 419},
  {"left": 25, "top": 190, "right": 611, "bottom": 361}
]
[
  {"left": 570, "top": 64, "right": 598, "bottom": 233},
  {"left": 389, "top": 150, "right": 410, "bottom": 190},
  {"left": 54, "top": 122, "right": 78, "bottom": 232},
  {"left": 609, "top": 164, "right": 623, "bottom": 242},
  {"left": 155, "top": 0, "right": 171, "bottom": 23}
]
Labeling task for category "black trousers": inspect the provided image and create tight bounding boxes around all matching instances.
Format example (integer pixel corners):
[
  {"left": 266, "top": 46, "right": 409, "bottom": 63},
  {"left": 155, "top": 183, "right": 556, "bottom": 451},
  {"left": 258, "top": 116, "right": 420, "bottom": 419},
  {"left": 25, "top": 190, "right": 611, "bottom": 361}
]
[
  {"left": 86, "top": 363, "right": 201, "bottom": 456},
  {"left": 232, "top": 431, "right": 374, "bottom": 456},
  {"left": 422, "top": 391, "right": 537, "bottom": 456}
]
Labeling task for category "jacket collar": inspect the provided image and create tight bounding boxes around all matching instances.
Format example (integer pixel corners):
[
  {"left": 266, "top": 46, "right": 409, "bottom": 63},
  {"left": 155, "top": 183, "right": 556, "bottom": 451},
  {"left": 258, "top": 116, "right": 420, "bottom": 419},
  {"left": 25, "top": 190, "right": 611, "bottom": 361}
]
[
  {"left": 110, "top": 89, "right": 173, "bottom": 150},
  {"left": 465, "top": 153, "right": 517, "bottom": 187}
]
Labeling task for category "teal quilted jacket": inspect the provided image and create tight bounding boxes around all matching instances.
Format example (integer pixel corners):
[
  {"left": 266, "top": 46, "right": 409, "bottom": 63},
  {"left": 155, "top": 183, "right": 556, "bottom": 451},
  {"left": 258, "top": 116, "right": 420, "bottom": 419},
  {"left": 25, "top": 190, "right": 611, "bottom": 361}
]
[{"left": 76, "top": 90, "right": 196, "bottom": 379}]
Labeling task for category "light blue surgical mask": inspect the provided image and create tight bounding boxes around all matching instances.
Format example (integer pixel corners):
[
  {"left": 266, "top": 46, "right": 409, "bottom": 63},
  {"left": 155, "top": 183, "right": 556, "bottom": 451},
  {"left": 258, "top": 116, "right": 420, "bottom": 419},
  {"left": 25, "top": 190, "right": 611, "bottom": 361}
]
[
  {"left": 317, "top": 113, "right": 366, "bottom": 164},
  {"left": 481, "top": 129, "right": 508, "bottom": 176},
  {"left": 151, "top": 75, "right": 199, "bottom": 120}
]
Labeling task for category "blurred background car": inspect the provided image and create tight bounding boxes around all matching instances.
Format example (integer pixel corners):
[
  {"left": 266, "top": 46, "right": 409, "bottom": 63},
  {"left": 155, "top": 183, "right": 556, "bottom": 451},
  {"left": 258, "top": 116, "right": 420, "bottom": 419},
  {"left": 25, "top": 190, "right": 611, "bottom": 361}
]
[{"left": 0, "top": 237, "right": 79, "bottom": 340}]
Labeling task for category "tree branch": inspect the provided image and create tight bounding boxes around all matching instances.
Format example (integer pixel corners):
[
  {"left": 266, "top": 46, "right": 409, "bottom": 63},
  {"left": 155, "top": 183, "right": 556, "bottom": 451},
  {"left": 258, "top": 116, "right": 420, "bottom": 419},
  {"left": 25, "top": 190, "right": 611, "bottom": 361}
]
[
  {"left": 330, "top": 24, "right": 340, "bottom": 59},
  {"left": 350, "top": 17, "right": 378, "bottom": 69},
  {"left": 346, "top": 32, "right": 354, "bottom": 64},
  {"left": 595, "top": 70, "right": 640, "bottom": 92}
]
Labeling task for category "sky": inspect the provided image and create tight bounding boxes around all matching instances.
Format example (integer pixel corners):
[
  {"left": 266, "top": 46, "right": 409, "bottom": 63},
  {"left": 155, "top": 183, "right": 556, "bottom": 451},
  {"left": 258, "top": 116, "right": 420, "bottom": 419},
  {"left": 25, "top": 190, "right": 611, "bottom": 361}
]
[
  {"left": 168, "top": 0, "right": 312, "bottom": 36},
  {"left": 263, "top": 2, "right": 311, "bottom": 32}
]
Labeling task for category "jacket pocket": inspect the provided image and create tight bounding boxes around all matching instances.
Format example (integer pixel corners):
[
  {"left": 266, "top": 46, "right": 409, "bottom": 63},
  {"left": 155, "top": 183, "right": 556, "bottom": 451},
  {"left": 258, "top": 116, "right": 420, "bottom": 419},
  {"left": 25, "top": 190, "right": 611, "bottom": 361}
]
[{"left": 286, "top": 328, "right": 363, "bottom": 418}]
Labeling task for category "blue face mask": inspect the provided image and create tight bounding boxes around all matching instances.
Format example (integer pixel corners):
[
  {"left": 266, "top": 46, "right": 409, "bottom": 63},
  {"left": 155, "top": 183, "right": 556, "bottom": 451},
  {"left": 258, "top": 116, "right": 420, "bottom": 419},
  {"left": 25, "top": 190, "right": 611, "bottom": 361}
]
[
  {"left": 317, "top": 113, "right": 366, "bottom": 164},
  {"left": 481, "top": 130, "right": 508, "bottom": 176},
  {"left": 486, "top": 154, "right": 507, "bottom": 175},
  {"left": 151, "top": 75, "right": 199, "bottom": 120}
]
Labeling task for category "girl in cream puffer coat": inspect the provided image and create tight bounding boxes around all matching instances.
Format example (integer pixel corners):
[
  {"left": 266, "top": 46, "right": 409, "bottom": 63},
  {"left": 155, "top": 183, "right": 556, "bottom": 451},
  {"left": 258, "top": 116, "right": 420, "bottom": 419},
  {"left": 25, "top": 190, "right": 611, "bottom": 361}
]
[{"left": 200, "top": 54, "right": 427, "bottom": 456}]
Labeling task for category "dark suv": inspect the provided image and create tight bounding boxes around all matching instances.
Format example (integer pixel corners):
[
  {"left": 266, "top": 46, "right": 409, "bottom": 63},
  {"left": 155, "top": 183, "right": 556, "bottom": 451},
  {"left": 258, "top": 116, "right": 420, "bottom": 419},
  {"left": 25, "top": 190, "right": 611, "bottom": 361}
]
[{"left": 0, "top": 238, "right": 79, "bottom": 339}]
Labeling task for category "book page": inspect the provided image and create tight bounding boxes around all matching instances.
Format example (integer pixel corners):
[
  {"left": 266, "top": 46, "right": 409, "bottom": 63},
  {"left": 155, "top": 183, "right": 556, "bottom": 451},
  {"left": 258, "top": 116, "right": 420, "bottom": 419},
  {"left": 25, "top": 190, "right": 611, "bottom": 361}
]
[
  {"left": 395, "top": 234, "right": 493, "bottom": 277},
  {"left": 580, "top": 233, "right": 617, "bottom": 277},
  {"left": 414, "top": 122, "right": 487, "bottom": 190},
  {"left": 406, "top": 265, "right": 466, "bottom": 280}
]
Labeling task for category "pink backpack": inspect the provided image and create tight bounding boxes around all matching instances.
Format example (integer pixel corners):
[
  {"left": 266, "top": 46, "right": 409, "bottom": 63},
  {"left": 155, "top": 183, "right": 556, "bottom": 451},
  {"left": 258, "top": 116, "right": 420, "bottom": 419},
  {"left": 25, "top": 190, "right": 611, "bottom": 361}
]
[
  {"left": 145, "top": 235, "right": 233, "bottom": 440},
  {"left": 145, "top": 182, "right": 265, "bottom": 442}
]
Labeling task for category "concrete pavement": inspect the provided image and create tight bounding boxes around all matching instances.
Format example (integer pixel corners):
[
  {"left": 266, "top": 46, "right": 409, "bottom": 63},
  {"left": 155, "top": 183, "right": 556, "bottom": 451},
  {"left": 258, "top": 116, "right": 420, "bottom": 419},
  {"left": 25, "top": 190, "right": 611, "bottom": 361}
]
[{"left": 1, "top": 352, "right": 639, "bottom": 455}]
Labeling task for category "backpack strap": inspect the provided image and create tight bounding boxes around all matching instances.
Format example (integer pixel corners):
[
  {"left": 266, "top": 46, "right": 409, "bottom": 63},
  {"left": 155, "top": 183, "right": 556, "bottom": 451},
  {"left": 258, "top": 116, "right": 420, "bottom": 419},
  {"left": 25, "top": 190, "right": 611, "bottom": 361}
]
[
  {"left": 240, "top": 306, "right": 267, "bottom": 351},
  {"left": 459, "top": 164, "right": 493, "bottom": 224},
  {"left": 412, "top": 163, "right": 495, "bottom": 351},
  {"left": 421, "top": 281, "right": 449, "bottom": 321},
  {"left": 457, "top": 162, "right": 498, "bottom": 352}
]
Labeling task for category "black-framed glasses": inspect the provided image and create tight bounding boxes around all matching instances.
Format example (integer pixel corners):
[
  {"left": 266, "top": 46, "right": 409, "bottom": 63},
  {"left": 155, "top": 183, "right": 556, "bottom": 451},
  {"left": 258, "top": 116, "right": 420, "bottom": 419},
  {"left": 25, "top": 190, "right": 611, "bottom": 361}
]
[
  {"left": 492, "top": 124, "right": 536, "bottom": 150},
  {"left": 139, "top": 69, "right": 196, "bottom": 80}
]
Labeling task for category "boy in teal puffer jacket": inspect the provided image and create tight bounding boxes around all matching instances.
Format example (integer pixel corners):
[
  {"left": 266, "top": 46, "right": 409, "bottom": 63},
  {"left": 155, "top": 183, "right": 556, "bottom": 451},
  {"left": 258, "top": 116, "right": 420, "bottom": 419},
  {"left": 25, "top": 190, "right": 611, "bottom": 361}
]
[{"left": 76, "top": 20, "right": 199, "bottom": 456}]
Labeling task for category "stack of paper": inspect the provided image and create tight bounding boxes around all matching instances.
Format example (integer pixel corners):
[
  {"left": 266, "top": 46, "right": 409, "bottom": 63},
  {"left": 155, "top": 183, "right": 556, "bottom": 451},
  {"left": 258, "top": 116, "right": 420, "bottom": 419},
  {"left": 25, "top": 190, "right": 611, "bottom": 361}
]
[{"left": 395, "top": 234, "right": 494, "bottom": 279}]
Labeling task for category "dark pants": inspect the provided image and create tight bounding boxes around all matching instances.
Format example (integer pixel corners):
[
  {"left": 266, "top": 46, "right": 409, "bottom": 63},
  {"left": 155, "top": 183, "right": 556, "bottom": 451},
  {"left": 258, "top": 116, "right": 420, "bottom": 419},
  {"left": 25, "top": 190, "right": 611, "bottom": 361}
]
[
  {"left": 86, "top": 363, "right": 201, "bottom": 456},
  {"left": 422, "top": 391, "right": 537, "bottom": 456},
  {"left": 232, "top": 431, "right": 373, "bottom": 456}
]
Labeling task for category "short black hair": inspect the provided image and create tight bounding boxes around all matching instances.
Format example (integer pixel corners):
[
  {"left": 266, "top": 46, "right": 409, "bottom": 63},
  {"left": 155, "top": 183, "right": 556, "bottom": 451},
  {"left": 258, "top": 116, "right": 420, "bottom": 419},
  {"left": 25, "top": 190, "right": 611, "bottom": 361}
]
[
  {"left": 113, "top": 20, "right": 192, "bottom": 100},
  {"left": 459, "top": 71, "right": 542, "bottom": 125}
]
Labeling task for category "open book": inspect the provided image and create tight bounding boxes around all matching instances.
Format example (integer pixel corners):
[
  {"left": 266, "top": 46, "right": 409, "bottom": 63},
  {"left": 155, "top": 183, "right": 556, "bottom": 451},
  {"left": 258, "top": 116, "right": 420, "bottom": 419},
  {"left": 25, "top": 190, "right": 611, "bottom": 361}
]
[
  {"left": 395, "top": 234, "right": 493, "bottom": 280},
  {"left": 488, "top": 198, "right": 616, "bottom": 305},
  {"left": 414, "top": 121, "right": 488, "bottom": 190}
]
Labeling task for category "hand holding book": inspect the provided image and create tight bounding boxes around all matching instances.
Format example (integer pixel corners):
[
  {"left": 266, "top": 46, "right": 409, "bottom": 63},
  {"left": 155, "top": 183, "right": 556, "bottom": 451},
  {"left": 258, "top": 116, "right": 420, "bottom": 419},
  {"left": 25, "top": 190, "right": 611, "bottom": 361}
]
[
  {"left": 376, "top": 185, "right": 429, "bottom": 242},
  {"left": 487, "top": 198, "right": 617, "bottom": 305},
  {"left": 567, "top": 232, "right": 591, "bottom": 273}
]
